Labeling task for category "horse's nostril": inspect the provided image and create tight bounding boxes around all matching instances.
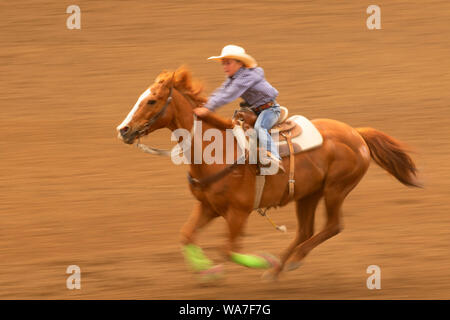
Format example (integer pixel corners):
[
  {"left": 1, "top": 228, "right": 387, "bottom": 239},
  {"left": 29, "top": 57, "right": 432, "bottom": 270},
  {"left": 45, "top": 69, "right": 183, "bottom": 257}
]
[{"left": 120, "top": 126, "right": 129, "bottom": 136}]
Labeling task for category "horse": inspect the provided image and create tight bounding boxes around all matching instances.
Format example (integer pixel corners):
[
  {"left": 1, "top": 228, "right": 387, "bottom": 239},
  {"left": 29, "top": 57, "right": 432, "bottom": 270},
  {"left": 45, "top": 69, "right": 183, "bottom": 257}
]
[{"left": 116, "top": 66, "right": 422, "bottom": 280}]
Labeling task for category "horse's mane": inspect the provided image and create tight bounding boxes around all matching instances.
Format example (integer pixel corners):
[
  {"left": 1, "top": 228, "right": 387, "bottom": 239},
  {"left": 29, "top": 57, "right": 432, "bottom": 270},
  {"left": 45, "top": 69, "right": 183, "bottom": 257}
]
[
  {"left": 156, "top": 66, "right": 233, "bottom": 130},
  {"left": 157, "top": 65, "right": 208, "bottom": 107}
]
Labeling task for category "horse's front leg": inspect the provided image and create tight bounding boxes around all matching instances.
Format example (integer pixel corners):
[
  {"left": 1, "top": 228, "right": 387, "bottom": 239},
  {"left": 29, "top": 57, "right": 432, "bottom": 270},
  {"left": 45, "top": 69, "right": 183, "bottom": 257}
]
[
  {"left": 224, "top": 207, "right": 279, "bottom": 270},
  {"left": 180, "top": 201, "right": 220, "bottom": 275}
]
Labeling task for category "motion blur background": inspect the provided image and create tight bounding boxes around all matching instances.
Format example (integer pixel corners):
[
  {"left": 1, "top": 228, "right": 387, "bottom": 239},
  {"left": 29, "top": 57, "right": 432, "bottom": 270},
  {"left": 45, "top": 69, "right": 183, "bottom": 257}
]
[{"left": 1, "top": 0, "right": 449, "bottom": 299}]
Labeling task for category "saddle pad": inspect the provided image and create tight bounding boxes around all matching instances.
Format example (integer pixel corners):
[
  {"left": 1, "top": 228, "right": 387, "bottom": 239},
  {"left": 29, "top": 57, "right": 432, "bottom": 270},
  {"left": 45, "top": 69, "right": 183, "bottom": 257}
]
[
  {"left": 277, "top": 115, "right": 323, "bottom": 156},
  {"left": 231, "top": 115, "right": 323, "bottom": 157}
]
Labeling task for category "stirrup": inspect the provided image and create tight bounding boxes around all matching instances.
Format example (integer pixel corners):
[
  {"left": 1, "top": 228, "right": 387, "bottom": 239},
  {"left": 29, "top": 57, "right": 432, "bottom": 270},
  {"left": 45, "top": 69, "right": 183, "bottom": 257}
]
[{"left": 259, "top": 151, "right": 285, "bottom": 174}]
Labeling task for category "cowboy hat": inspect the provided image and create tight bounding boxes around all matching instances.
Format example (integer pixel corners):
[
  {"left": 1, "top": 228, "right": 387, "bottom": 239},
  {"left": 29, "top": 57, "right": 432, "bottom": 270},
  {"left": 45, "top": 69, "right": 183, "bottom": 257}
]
[{"left": 207, "top": 45, "right": 257, "bottom": 68}]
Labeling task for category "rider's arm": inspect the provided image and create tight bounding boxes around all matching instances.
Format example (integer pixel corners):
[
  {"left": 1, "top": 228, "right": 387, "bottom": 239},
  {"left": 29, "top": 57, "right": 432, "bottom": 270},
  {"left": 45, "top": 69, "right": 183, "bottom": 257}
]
[{"left": 204, "top": 71, "right": 259, "bottom": 111}]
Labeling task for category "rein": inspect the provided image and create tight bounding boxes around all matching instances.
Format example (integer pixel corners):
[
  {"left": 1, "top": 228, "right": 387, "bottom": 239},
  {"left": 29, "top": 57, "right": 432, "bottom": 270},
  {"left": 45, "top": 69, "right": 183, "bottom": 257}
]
[{"left": 187, "top": 153, "right": 247, "bottom": 190}]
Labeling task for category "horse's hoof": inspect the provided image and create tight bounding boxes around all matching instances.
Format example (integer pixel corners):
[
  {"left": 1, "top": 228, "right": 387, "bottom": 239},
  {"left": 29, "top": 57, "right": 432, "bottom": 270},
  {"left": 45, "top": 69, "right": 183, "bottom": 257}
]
[
  {"left": 261, "top": 269, "right": 279, "bottom": 282},
  {"left": 196, "top": 264, "right": 224, "bottom": 282},
  {"left": 284, "top": 261, "right": 302, "bottom": 272}
]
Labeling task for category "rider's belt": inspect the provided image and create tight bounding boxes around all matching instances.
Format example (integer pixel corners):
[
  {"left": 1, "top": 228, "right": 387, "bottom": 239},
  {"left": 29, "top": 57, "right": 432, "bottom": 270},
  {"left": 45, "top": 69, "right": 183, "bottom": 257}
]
[{"left": 253, "top": 101, "right": 275, "bottom": 114}]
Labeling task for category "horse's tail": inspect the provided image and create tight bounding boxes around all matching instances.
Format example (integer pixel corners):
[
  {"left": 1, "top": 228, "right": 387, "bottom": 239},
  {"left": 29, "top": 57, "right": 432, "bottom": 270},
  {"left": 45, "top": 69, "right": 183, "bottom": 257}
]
[{"left": 356, "top": 127, "right": 423, "bottom": 188}]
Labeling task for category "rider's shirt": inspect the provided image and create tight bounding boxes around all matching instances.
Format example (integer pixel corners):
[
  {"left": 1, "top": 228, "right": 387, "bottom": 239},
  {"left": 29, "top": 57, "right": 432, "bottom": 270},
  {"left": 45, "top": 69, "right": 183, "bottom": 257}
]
[{"left": 204, "top": 66, "right": 278, "bottom": 111}]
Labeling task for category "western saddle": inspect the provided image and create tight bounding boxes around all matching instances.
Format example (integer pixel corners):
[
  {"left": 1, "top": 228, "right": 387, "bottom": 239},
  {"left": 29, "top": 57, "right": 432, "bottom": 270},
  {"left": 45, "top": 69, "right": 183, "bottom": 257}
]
[
  {"left": 234, "top": 104, "right": 302, "bottom": 140},
  {"left": 233, "top": 104, "right": 301, "bottom": 204}
]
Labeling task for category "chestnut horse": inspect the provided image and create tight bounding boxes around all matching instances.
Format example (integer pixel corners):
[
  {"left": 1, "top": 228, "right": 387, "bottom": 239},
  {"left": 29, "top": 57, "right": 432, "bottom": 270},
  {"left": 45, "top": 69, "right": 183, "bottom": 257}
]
[{"left": 116, "top": 66, "right": 421, "bottom": 280}]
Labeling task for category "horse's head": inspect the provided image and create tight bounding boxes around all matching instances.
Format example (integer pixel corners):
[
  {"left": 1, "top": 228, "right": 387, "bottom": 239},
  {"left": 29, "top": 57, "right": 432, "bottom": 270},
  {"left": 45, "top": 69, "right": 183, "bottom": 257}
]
[{"left": 116, "top": 71, "right": 176, "bottom": 144}]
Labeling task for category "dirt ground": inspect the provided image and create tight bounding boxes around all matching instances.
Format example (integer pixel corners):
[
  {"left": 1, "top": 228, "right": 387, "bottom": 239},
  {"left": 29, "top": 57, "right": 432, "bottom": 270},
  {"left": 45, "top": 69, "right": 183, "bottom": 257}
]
[{"left": 1, "top": 1, "right": 449, "bottom": 299}]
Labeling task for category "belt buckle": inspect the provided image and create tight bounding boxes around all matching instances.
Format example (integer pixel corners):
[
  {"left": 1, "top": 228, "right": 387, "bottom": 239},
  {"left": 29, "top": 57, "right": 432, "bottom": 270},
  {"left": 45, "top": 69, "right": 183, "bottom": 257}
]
[{"left": 254, "top": 101, "right": 273, "bottom": 114}]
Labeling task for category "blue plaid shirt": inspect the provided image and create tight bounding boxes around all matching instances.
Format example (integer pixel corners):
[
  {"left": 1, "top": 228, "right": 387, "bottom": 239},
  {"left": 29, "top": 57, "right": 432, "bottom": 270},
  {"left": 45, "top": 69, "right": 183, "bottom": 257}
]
[{"left": 204, "top": 66, "right": 278, "bottom": 111}]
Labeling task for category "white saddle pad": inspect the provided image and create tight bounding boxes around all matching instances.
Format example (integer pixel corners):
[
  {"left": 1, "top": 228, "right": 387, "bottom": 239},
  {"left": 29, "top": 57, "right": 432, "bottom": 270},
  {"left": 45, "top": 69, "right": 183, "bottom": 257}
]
[
  {"left": 232, "top": 115, "right": 323, "bottom": 156},
  {"left": 276, "top": 115, "right": 323, "bottom": 151}
]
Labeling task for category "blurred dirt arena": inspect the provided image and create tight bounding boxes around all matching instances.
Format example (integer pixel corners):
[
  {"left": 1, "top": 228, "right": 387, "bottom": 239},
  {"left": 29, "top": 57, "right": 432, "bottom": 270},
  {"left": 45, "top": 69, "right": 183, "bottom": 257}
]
[{"left": 1, "top": 1, "right": 449, "bottom": 299}]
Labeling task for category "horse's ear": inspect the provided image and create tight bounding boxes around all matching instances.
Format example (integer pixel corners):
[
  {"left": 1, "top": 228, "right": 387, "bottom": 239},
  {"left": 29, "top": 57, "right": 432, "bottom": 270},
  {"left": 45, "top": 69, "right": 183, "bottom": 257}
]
[
  {"left": 174, "top": 65, "right": 190, "bottom": 87},
  {"left": 156, "top": 69, "right": 169, "bottom": 83},
  {"left": 160, "top": 71, "right": 175, "bottom": 89}
]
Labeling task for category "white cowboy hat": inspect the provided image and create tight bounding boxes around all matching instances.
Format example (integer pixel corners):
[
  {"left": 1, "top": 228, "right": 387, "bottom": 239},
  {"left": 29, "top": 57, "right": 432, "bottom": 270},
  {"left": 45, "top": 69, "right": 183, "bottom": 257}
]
[{"left": 207, "top": 45, "right": 257, "bottom": 68}]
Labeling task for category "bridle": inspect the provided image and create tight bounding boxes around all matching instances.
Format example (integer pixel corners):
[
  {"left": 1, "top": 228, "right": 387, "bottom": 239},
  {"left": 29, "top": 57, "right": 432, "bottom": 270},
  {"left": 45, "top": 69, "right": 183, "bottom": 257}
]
[
  {"left": 137, "top": 82, "right": 174, "bottom": 137},
  {"left": 135, "top": 76, "right": 189, "bottom": 157},
  {"left": 134, "top": 78, "right": 249, "bottom": 190}
]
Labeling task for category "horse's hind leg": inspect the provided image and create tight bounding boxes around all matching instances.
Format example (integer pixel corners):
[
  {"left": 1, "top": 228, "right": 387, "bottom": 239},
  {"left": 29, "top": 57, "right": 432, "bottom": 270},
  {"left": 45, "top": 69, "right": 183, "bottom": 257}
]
[
  {"left": 262, "top": 190, "right": 322, "bottom": 280},
  {"left": 180, "top": 201, "right": 219, "bottom": 273},
  {"left": 284, "top": 168, "right": 365, "bottom": 269},
  {"left": 281, "top": 190, "right": 322, "bottom": 269},
  {"left": 283, "top": 188, "right": 344, "bottom": 270}
]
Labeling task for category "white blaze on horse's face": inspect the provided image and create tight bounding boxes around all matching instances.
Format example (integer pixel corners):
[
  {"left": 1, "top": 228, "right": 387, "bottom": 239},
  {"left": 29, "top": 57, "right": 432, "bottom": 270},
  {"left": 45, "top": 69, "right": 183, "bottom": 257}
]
[{"left": 116, "top": 88, "right": 152, "bottom": 135}]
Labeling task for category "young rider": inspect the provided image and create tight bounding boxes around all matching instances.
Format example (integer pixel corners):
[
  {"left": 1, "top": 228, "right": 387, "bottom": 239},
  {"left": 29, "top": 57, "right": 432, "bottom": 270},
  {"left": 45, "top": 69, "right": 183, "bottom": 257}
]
[{"left": 194, "top": 44, "right": 284, "bottom": 173}]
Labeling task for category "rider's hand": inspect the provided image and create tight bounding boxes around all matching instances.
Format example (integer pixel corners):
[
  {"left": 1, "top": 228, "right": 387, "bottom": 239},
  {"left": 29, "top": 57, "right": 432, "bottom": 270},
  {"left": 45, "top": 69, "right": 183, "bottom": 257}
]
[{"left": 193, "top": 107, "right": 211, "bottom": 117}]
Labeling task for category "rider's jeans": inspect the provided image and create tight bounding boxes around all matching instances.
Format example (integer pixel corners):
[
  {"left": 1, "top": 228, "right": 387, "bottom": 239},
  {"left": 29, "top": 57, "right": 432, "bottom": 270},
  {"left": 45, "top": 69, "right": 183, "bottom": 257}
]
[{"left": 254, "top": 104, "right": 281, "bottom": 160}]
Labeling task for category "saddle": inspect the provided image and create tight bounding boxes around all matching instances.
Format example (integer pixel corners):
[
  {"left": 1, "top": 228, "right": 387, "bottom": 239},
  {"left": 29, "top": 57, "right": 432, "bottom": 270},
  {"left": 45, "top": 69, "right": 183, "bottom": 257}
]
[
  {"left": 233, "top": 106, "right": 304, "bottom": 157},
  {"left": 269, "top": 107, "right": 302, "bottom": 140},
  {"left": 232, "top": 105, "right": 324, "bottom": 210}
]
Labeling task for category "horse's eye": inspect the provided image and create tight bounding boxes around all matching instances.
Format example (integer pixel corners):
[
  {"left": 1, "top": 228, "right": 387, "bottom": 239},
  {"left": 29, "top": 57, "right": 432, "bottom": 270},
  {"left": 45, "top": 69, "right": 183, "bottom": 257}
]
[{"left": 147, "top": 100, "right": 156, "bottom": 105}]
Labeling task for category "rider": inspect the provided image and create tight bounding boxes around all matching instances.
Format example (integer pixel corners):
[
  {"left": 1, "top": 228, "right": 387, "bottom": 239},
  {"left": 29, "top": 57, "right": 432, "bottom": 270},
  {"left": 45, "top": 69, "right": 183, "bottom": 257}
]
[{"left": 193, "top": 44, "right": 285, "bottom": 173}]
